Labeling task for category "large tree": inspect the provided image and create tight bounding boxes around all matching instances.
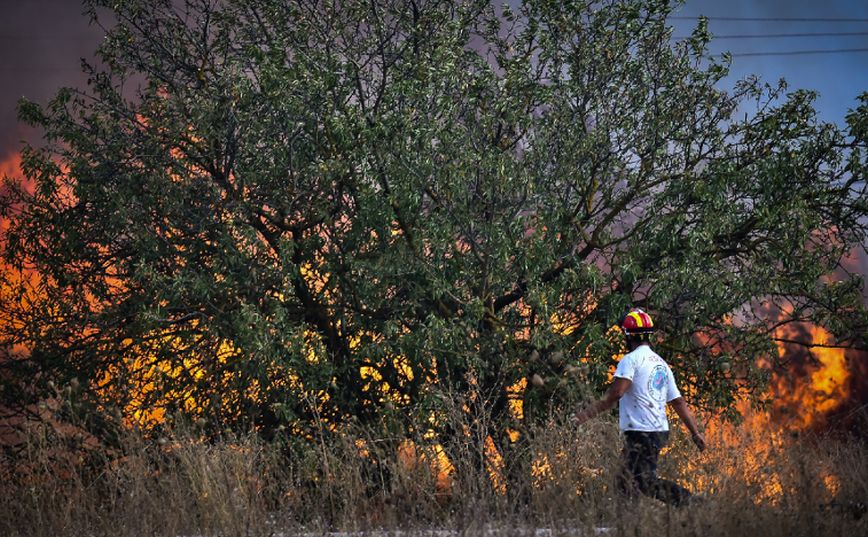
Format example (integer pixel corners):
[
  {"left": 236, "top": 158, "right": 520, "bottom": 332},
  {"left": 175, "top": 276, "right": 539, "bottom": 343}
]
[{"left": 1, "top": 0, "right": 866, "bottom": 452}]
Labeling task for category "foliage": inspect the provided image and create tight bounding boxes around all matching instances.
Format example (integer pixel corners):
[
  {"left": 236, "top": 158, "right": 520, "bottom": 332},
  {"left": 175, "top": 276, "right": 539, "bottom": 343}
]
[{"left": 1, "top": 0, "right": 866, "bottom": 452}]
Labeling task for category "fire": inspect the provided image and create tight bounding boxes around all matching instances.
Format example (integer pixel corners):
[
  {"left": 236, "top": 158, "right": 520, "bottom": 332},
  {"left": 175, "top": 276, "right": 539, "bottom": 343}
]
[
  {"left": 0, "top": 153, "right": 33, "bottom": 359},
  {"left": 0, "top": 152, "right": 22, "bottom": 180},
  {"left": 682, "top": 319, "right": 856, "bottom": 506},
  {"left": 2, "top": 142, "right": 864, "bottom": 507},
  {"left": 0, "top": 153, "right": 25, "bottom": 238},
  {"left": 396, "top": 438, "right": 454, "bottom": 492},
  {"left": 683, "top": 395, "right": 856, "bottom": 507},
  {"left": 772, "top": 324, "right": 850, "bottom": 430}
]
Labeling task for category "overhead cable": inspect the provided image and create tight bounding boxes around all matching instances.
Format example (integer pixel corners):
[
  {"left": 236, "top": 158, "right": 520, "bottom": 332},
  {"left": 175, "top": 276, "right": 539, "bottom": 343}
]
[
  {"left": 670, "top": 16, "right": 868, "bottom": 23},
  {"left": 675, "top": 31, "right": 868, "bottom": 39},
  {"left": 727, "top": 47, "right": 868, "bottom": 57}
]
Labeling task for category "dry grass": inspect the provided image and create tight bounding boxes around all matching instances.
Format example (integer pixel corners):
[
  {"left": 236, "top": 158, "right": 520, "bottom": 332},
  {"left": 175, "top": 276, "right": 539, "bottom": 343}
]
[{"left": 1, "top": 406, "right": 866, "bottom": 537}]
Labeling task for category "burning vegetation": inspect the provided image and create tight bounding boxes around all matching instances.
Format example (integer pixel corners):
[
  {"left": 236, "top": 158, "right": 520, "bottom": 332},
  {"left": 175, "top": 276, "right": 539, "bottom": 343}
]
[
  {"left": 1, "top": 0, "right": 868, "bottom": 534},
  {"left": 771, "top": 323, "right": 866, "bottom": 434}
]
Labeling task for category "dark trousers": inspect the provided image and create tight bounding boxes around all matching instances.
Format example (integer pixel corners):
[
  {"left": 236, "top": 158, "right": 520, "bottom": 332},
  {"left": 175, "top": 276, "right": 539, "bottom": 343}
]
[{"left": 617, "top": 431, "right": 691, "bottom": 507}]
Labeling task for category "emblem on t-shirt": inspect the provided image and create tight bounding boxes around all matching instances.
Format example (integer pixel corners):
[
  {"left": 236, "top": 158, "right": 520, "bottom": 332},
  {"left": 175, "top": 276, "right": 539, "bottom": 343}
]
[{"left": 647, "top": 365, "right": 668, "bottom": 402}]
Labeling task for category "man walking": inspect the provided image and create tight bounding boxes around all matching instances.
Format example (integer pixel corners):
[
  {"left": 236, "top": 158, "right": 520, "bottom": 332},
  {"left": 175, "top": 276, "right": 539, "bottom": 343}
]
[{"left": 573, "top": 308, "right": 706, "bottom": 506}]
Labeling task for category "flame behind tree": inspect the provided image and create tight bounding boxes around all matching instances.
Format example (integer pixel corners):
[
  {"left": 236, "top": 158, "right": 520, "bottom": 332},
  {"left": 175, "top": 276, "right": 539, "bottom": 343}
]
[
  {"left": 771, "top": 322, "right": 867, "bottom": 433},
  {"left": 0, "top": 0, "right": 867, "bottom": 463}
]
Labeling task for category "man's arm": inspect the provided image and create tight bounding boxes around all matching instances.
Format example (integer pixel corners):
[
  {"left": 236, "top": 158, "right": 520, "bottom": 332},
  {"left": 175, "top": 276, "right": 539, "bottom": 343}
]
[
  {"left": 573, "top": 377, "right": 631, "bottom": 426},
  {"left": 669, "top": 397, "right": 706, "bottom": 451}
]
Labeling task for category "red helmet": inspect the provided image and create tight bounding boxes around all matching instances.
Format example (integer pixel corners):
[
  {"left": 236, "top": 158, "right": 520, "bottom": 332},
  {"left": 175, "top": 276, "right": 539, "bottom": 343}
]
[{"left": 621, "top": 308, "right": 654, "bottom": 335}]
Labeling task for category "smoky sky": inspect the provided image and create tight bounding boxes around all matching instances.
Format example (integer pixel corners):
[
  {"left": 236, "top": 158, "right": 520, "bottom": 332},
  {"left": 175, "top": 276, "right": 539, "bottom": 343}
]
[
  {"left": 1, "top": 0, "right": 867, "bottom": 158},
  {"left": 0, "top": 0, "right": 103, "bottom": 160}
]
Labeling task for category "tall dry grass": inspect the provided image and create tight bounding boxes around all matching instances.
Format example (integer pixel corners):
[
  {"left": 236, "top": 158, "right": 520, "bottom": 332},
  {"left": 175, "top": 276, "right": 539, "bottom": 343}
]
[{"left": 1, "top": 404, "right": 866, "bottom": 537}]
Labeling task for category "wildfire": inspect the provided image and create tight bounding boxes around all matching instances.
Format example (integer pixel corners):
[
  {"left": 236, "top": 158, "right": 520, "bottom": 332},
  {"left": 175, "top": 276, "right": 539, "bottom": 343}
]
[
  {"left": 0, "top": 153, "right": 24, "bottom": 239},
  {"left": 682, "top": 319, "right": 858, "bottom": 506},
  {"left": 772, "top": 324, "right": 851, "bottom": 431},
  {"left": 0, "top": 152, "right": 22, "bottom": 179},
  {"left": 2, "top": 144, "right": 865, "bottom": 507}
]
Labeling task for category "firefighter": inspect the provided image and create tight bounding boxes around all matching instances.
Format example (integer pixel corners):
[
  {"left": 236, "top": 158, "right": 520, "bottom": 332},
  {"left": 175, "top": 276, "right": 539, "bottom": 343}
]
[{"left": 573, "top": 308, "right": 706, "bottom": 506}]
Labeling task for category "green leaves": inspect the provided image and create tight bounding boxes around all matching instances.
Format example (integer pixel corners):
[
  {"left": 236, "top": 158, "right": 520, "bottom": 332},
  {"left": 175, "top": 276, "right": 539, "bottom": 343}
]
[{"left": 1, "top": 0, "right": 865, "bottom": 444}]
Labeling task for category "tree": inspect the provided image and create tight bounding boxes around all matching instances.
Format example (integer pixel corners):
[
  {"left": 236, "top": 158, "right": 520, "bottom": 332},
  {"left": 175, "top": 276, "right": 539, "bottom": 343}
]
[{"left": 1, "top": 0, "right": 866, "bottom": 455}]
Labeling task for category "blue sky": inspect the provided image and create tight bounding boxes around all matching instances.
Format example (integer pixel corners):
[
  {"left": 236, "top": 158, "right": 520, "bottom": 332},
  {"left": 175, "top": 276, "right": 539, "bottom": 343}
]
[{"left": 675, "top": 0, "right": 868, "bottom": 126}]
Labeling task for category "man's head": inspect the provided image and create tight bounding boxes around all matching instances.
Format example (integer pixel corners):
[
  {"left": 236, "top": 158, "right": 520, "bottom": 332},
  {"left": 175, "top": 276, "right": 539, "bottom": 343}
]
[{"left": 621, "top": 308, "right": 654, "bottom": 350}]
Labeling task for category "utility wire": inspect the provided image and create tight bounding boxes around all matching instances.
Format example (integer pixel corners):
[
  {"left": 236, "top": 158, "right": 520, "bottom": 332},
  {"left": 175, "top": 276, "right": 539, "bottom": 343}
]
[
  {"left": 671, "top": 16, "right": 868, "bottom": 22},
  {"left": 675, "top": 31, "right": 868, "bottom": 39},
  {"left": 726, "top": 47, "right": 868, "bottom": 57}
]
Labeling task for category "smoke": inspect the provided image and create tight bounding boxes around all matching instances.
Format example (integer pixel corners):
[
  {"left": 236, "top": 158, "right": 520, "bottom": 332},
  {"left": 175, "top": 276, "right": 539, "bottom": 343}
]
[{"left": 0, "top": 0, "right": 104, "bottom": 159}]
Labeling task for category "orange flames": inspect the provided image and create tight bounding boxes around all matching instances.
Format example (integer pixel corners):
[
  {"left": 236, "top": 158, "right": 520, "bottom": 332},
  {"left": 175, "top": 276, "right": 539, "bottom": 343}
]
[
  {"left": 771, "top": 324, "right": 851, "bottom": 431},
  {"left": 2, "top": 147, "right": 866, "bottom": 504},
  {"left": 684, "top": 318, "right": 860, "bottom": 505},
  {"left": 0, "top": 152, "right": 24, "bottom": 238}
]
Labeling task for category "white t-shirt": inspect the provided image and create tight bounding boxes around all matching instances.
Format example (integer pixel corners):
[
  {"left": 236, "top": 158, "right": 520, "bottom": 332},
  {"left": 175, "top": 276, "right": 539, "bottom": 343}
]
[{"left": 613, "top": 344, "right": 681, "bottom": 432}]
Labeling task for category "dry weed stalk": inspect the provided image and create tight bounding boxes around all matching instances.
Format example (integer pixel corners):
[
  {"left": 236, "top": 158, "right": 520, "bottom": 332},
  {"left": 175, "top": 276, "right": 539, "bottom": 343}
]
[{"left": 0, "top": 409, "right": 865, "bottom": 537}]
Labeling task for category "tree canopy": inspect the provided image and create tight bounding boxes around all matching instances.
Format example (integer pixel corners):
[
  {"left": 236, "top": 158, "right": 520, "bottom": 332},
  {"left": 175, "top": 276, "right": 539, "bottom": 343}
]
[{"left": 1, "top": 0, "right": 866, "bottom": 448}]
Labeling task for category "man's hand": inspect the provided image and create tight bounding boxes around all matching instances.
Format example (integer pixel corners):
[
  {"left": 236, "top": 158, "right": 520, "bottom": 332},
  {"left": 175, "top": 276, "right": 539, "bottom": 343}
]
[
  {"left": 573, "top": 377, "right": 632, "bottom": 427},
  {"left": 669, "top": 397, "right": 706, "bottom": 452},
  {"left": 691, "top": 432, "right": 706, "bottom": 452},
  {"left": 572, "top": 402, "right": 601, "bottom": 427},
  {"left": 572, "top": 402, "right": 603, "bottom": 426}
]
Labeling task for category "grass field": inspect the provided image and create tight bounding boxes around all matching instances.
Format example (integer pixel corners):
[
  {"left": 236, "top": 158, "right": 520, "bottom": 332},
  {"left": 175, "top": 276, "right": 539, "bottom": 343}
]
[{"left": 1, "top": 408, "right": 865, "bottom": 537}]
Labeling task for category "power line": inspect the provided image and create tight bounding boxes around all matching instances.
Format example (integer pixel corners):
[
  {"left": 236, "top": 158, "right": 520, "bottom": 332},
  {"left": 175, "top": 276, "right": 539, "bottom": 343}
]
[
  {"left": 675, "top": 31, "right": 868, "bottom": 39},
  {"left": 671, "top": 16, "right": 868, "bottom": 22},
  {"left": 726, "top": 47, "right": 868, "bottom": 57}
]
